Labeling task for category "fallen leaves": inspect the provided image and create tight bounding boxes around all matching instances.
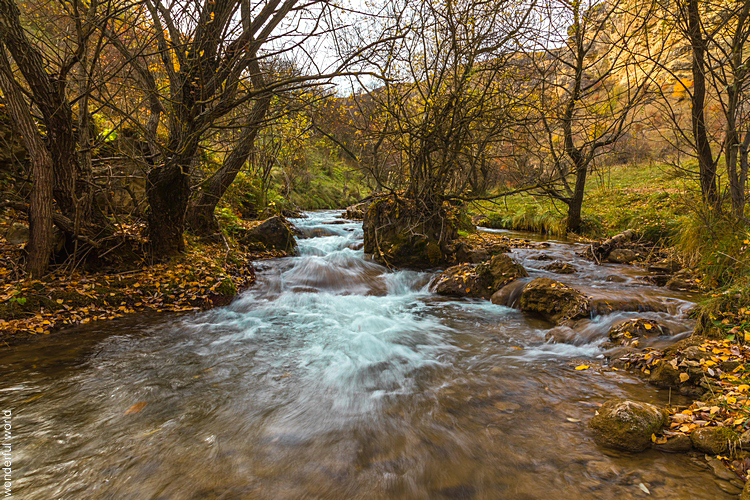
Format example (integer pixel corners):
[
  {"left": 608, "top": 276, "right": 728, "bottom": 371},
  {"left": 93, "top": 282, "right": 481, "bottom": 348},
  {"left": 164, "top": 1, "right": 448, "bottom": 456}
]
[{"left": 0, "top": 240, "right": 258, "bottom": 337}]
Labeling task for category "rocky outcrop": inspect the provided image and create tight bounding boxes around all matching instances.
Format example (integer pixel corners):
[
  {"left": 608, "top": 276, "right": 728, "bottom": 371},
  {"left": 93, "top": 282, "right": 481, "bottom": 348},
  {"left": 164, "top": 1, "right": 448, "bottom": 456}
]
[
  {"left": 239, "top": 216, "right": 298, "bottom": 255},
  {"left": 434, "top": 254, "right": 527, "bottom": 299},
  {"left": 541, "top": 261, "right": 576, "bottom": 274},
  {"left": 588, "top": 229, "right": 636, "bottom": 262},
  {"left": 589, "top": 399, "right": 667, "bottom": 452},
  {"left": 519, "top": 278, "right": 590, "bottom": 324}
]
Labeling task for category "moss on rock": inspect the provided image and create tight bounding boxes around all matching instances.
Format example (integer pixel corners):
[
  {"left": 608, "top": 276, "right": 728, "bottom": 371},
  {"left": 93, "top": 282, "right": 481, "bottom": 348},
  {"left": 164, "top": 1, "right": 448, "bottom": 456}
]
[
  {"left": 589, "top": 398, "right": 667, "bottom": 452},
  {"left": 690, "top": 426, "right": 740, "bottom": 455}
]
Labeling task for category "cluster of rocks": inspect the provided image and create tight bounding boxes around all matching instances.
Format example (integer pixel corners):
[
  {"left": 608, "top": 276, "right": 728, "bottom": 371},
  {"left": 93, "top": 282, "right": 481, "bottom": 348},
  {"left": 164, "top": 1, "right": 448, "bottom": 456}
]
[{"left": 580, "top": 229, "right": 702, "bottom": 292}]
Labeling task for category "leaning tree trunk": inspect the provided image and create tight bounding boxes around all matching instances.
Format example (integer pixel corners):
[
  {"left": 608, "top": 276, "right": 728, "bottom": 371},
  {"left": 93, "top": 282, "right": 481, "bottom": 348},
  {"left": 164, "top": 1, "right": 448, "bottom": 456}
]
[
  {"left": 187, "top": 61, "right": 271, "bottom": 236},
  {"left": 0, "top": 47, "right": 53, "bottom": 276}
]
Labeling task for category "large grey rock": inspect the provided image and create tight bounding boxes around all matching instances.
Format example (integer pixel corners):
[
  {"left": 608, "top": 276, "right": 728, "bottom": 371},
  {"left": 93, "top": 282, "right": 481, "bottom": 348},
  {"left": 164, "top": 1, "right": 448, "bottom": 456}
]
[{"left": 589, "top": 399, "right": 667, "bottom": 452}]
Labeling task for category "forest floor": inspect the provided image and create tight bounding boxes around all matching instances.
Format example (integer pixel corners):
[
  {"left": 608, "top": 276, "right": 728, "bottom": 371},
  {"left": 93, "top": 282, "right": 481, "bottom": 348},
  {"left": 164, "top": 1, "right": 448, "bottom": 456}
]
[{"left": 0, "top": 213, "right": 290, "bottom": 345}]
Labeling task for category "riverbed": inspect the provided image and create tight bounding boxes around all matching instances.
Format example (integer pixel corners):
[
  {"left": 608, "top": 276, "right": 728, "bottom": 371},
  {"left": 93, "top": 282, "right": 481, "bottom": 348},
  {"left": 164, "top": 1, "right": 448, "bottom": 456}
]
[{"left": 0, "top": 211, "right": 730, "bottom": 498}]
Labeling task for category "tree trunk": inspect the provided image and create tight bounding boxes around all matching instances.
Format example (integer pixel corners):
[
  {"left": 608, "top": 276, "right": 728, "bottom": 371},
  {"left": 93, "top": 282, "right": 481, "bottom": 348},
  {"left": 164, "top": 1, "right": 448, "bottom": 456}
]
[
  {"left": 0, "top": 47, "right": 53, "bottom": 276},
  {"left": 187, "top": 61, "right": 271, "bottom": 236},
  {"left": 0, "top": 0, "right": 90, "bottom": 223},
  {"left": 566, "top": 161, "right": 587, "bottom": 233},
  {"left": 146, "top": 159, "right": 192, "bottom": 256},
  {"left": 686, "top": 0, "right": 717, "bottom": 207}
]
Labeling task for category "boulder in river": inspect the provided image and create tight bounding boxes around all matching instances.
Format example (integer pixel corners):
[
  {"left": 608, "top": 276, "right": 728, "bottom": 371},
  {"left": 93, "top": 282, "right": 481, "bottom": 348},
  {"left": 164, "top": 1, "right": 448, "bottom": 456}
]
[
  {"left": 434, "top": 255, "right": 527, "bottom": 299},
  {"left": 541, "top": 261, "right": 576, "bottom": 274},
  {"left": 653, "top": 433, "right": 693, "bottom": 453},
  {"left": 478, "top": 254, "right": 528, "bottom": 291},
  {"left": 519, "top": 278, "right": 590, "bottom": 325},
  {"left": 607, "top": 318, "right": 671, "bottom": 346},
  {"left": 589, "top": 399, "right": 667, "bottom": 452},
  {"left": 434, "top": 264, "right": 491, "bottom": 298},
  {"left": 239, "top": 216, "right": 298, "bottom": 255},
  {"left": 490, "top": 280, "right": 526, "bottom": 307},
  {"left": 690, "top": 426, "right": 740, "bottom": 455}
]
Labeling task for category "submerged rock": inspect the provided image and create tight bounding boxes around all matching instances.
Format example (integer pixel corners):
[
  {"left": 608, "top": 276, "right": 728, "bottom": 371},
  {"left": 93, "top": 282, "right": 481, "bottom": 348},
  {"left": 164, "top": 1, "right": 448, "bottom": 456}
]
[
  {"left": 690, "top": 426, "right": 740, "bottom": 455},
  {"left": 589, "top": 399, "right": 667, "bottom": 452},
  {"left": 653, "top": 433, "right": 692, "bottom": 453},
  {"left": 239, "top": 216, "right": 298, "bottom": 255},
  {"left": 541, "top": 261, "right": 577, "bottom": 274},
  {"left": 519, "top": 278, "right": 590, "bottom": 325}
]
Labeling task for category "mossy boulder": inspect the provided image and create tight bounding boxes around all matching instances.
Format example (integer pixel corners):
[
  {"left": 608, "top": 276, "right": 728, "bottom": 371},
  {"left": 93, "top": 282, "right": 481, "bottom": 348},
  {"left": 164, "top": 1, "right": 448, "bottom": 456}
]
[
  {"left": 434, "top": 264, "right": 492, "bottom": 298},
  {"left": 690, "top": 426, "right": 740, "bottom": 455},
  {"left": 477, "top": 254, "right": 527, "bottom": 291},
  {"left": 362, "top": 195, "right": 459, "bottom": 269},
  {"left": 519, "top": 278, "right": 590, "bottom": 325},
  {"left": 589, "top": 399, "right": 667, "bottom": 452},
  {"left": 239, "top": 216, "right": 298, "bottom": 255},
  {"left": 434, "top": 254, "right": 526, "bottom": 299}
]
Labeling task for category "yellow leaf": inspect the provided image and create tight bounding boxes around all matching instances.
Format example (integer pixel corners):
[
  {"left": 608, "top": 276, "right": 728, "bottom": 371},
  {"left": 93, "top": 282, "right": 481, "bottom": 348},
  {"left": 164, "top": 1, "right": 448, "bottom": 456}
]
[
  {"left": 644, "top": 323, "right": 652, "bottom": 330},
  {"left": 679, "top": 373, "right": 690, "bottom": 383},
  {"left": 738, "top": 385, "right": 750, "bottom": 392},
  {"left": 727, "top": 396, "right": 738, "bottom": 404},
  {"left": 575, "top": 365, "right": 589, "bottom": 370},
  {"left": 125, "top": 402, "right": 147, "bottom": 415}
]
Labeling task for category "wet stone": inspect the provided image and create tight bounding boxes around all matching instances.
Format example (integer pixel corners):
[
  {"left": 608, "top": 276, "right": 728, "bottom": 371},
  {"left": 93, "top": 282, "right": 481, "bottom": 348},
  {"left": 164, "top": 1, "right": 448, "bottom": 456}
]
[
  {"left": 541, "top": 261, "right": 577, "bottom": 274},
  {"left": 653, "top": 433, "right": 692, "bottom": 453}
]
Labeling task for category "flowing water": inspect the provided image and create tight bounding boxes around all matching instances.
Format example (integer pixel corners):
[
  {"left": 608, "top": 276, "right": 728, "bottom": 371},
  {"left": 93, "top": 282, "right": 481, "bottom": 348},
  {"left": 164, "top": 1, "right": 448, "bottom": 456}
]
[{"left": 0, "top": 211, "right": 734, "bottom": 499}]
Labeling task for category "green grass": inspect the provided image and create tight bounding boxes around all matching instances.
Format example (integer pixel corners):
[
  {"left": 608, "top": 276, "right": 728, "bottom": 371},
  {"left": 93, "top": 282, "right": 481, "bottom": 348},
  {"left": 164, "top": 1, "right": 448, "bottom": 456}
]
[{"left": 472, "top": 162, "right": 696, "bottom": 243}]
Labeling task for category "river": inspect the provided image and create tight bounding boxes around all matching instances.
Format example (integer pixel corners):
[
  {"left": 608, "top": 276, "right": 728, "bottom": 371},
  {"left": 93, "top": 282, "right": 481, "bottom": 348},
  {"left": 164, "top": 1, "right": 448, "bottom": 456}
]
[{"left": 0, "top": 211, "right": 731, "bottom": 498}]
